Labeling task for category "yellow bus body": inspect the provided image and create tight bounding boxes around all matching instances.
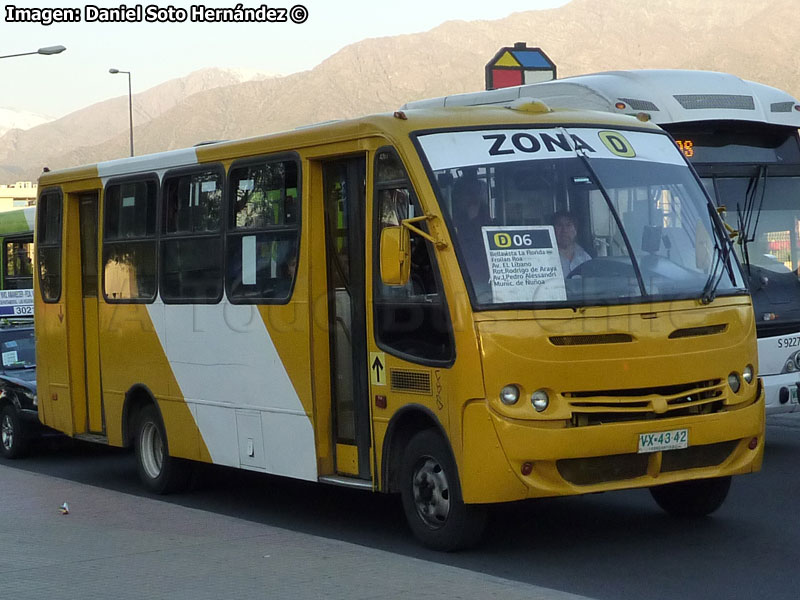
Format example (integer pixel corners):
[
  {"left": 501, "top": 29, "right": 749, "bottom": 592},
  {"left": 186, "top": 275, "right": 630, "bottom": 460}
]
[{"left": 34, "top": 105, "right": 764, "bottom": 547}]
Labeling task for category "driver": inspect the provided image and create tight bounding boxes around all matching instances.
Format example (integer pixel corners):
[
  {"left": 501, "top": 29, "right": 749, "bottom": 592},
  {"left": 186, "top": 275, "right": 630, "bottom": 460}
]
[{"left": 553, "top": 211, "right": 591, "bottom": 276}]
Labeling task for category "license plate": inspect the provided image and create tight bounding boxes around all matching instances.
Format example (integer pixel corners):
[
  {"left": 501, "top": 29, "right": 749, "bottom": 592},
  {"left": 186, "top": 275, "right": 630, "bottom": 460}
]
[
  {"left": 638, "top": 429, "right": 689, "bottom": 453},
  {"left": 791, "top": 387, "right": 799, "bottom": 405}
]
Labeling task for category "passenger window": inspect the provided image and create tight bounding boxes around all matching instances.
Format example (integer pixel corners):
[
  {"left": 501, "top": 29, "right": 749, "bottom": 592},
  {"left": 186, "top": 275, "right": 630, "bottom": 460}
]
[
  {"left": 161, "top": 168, "right": 224, "bottom": 302},
  {"left": 36, "top": 190, "right": 62, "bottom": 302},
  {"left": 103, "top": 179, "right": 158, "bottom": 301},
  {"left": 4, "top": 238, "right": 34, "bottom": 290},
  {"left": 373, "top": 148, "right": 453, "bottom": 365},
  {"left": 227, "top": 158, "right": 300, "bottom": 303}
]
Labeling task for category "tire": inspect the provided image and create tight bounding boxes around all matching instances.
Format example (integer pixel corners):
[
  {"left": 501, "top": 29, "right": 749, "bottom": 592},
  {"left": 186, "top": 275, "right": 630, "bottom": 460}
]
[
  {"left": 399, "top": 429, "right": 487, "bottom": 551},
  {"left": 650, "top": 476, "right": 732, "bottom": 517},
  {"left": 0, "top": 404, "right": 30, "bottom": 459},
  {"left": 134, "top": 404, "right": 191, "bottom": 494}
]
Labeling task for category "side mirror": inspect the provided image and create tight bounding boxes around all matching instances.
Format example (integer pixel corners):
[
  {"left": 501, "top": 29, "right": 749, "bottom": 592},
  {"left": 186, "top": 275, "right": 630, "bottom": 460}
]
[{"left": 380, "top": 225, "right": 410, "bottom": 286}]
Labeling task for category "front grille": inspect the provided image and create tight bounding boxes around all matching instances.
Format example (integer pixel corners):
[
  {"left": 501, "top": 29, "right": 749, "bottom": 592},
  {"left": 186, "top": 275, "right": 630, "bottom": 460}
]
[
  {"left": 668, "top": 324, "right": 727, "bottom": 339},
  {"left": 674, "top": 94, "right": 755, "bottom": 110},
  {"left": 558, "top": 453, "right": 649, "bottom": 485},
  {"left": 556, "top": 440, "right": 739, "bottom": 486},
  {"left": 549, "top": 333, "right": 633, "bottom": 346},
  {"left": 771, "top": 101, "right": 794, "bottom": 113},
  {"left": 619, "top": 98, "right": 659, "bottom": 111},
  {"left": 661, "top": 440, "right": 738, "bottom": 472},
  {"left": 567, "top": 379, "right": 724, "bottom": 426}
]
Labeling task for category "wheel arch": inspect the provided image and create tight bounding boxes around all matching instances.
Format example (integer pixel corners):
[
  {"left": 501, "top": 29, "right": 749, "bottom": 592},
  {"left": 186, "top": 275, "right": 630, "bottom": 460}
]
[
  {"left": 121, "top": 384, "right": 161, "bottom": 448},
  {"left": 380, "top": 403, "right": 449, "bottom": 494}
]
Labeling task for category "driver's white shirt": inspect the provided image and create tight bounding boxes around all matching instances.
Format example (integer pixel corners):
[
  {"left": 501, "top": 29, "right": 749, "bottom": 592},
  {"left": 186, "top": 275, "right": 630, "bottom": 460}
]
[{"left": 560, "top": 245, "right": 591, "bottom": 276}]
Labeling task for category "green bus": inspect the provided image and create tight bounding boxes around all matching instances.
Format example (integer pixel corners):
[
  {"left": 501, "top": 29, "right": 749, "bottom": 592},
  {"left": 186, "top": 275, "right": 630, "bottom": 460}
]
[{"left": 0, "top": 207, "right": 35, "bottom": 290}]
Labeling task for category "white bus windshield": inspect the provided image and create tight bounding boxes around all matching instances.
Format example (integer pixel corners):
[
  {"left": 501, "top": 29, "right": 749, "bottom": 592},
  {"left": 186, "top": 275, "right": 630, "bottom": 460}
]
[{"left": 418, "top": 127, "right": 744, "bottom": 307}]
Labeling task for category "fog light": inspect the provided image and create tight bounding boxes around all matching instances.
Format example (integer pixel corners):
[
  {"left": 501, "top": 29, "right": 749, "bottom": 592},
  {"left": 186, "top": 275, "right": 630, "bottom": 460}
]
[
  {"left": 728, "top": 373, "right": 741, "bottom": 394},
  {"left": 500, "top": 384, "right": 520, "bottom": 405},
  {"left": 531, "top": 389, "right": 550, "bottom": 412},
  {"left": 521, "top": 462, "right": 533, "bottom": 476},
  {"left": 743, "top": 365, "right": 754, "bottom": 384},
  {"left": 748, "top": 437, "right": 759, "bottom": 450}
]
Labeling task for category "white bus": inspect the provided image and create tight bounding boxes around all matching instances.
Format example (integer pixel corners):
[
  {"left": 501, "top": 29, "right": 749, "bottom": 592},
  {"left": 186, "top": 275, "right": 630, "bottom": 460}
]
[{"left": 405, "top": 68, "right": 800, "bottom": 414}]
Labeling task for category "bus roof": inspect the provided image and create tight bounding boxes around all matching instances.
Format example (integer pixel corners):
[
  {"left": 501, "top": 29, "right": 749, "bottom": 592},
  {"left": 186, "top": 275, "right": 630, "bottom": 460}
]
[
  {"left": 403, "top": 70, "right": 800, "bottom": 128},
  {"left": 38, "top": 104, "right": 661, "bottom": 185},
  {"left": 0, "top": 207, "right": 35, "bottom": 235}
]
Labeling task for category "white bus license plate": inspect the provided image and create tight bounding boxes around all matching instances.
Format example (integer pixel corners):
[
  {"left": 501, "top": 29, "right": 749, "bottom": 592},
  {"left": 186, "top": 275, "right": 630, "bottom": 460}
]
[{"left": 638, "top": 429, "right": 689, "bottom": 453}]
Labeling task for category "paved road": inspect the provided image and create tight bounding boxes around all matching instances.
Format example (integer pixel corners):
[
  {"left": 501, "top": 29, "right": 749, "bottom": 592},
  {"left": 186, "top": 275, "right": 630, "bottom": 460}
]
[{"left": 3, "top": 415, "right": 799, "bottom": 600}]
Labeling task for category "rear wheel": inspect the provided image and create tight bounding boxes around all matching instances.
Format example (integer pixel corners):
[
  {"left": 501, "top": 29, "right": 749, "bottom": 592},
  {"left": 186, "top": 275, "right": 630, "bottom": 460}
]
[
  {"left": 0, "top": 404, "right": 29, "bottom": 459},
  {"left": 399, "top": 429, "right": 486, "bottom": 551},
  {"left": 650, "top": 476, "right": 732, "bottom": 517},
  {"left": 134, "top": 404, "right": 191, "bottom": 494}
]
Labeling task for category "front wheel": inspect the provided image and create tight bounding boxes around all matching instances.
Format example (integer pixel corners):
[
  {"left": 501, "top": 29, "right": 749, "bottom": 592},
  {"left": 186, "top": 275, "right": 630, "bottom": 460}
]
[
  {"left": 399, "top": 429, "right": 487, "bottom": 551},
  {"left": 1, "top": 404, "right": 29, "bottom": 459},
  {"left": 134, "top": 404, "right": 191, "bottom": 494},
  {"left": 650, "top": 476, "right": 732, "bottom": 517}
]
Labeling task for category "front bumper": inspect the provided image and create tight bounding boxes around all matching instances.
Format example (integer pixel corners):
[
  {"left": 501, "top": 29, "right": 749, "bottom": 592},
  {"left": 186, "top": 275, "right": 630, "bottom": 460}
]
[{"left": 460, "top": 382, "right": 764, "bottom": 504}]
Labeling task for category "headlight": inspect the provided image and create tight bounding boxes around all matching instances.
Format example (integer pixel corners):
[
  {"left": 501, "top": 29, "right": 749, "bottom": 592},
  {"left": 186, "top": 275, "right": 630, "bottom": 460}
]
[
  {"left": 500, "top": 384, "right": 520, "bottom": 405},
  {"left": 728, "top": 372, "right": 741, "bottom": 394},
  {"left": 786, "top": 359, "right": 797, "bottom": 373},
  {"left": 794, "top": 354, "right": 800, "bottom": 370},
  {"left": 743, "top": 365, "right": 754, "bottom": 384},
  {"left": 531, "top": 389, "right": 550, "bottom": 412}
]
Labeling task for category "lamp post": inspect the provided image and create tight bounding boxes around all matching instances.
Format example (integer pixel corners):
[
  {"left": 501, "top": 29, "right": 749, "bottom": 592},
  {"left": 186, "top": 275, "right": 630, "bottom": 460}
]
[
  {"left": 0, "top": 45, "right": 66, "bottom": 60},
  {"left": 109, "top": 68, "right": 134, "bottom": 157}
]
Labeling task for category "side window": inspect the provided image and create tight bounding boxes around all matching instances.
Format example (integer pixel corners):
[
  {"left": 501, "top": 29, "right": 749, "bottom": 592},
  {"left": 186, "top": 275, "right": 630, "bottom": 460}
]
[
  {"left": 161, "top": 168, "right": 224, "bottom": 303},
  {"left": 103, "top": 179, "right": 158, "bottom": 301},
  {"left": 4, "top": 237, "right": 34, "bottom": 289},
  {"left": 373, "top": 148, "right": 454, "bottom": 365},
  {"left": 36, "top": 190, "right": 62, "bottom": 302},
  {"left": 226, "top": 158, "right": 300, "bottom": 303}
]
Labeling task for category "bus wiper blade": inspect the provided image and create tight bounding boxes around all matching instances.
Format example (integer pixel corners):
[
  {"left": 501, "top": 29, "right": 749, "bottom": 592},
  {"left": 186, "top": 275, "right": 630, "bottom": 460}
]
[{"left": 701, "top": 207, "right": 735, "bottom": 304}]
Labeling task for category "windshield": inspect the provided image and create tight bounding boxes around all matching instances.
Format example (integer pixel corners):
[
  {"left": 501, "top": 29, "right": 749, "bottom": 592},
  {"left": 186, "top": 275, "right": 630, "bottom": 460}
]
[
  {"left": 418, "top": 127, "right": 743, "bottom": 307},
  {"left": 713, "top": 175, "right": 800, "bottom": 274},
  {"left": 0, "top": 327, "right": 35, "bottom": 369}
]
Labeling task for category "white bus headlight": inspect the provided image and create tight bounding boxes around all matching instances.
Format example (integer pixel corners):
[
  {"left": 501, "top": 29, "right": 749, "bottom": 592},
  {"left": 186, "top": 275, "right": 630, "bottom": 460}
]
[
  {"left": 743, "top": 365, "right": 754, "bottom": 384},
  {"left": 531, "top": 389, "right": 550, "bottom": 412},
  {"left": 728, "top": 373, "right": 741, "bottom": 394},
  {"left": 500, "top": 385, "right": 520, "bottom": 405}
]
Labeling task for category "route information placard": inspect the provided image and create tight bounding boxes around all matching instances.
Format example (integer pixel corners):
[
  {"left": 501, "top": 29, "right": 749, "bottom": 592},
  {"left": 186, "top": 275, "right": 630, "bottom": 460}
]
[{"left": 482, "top": 226, "right": 566, "bottom": 303}]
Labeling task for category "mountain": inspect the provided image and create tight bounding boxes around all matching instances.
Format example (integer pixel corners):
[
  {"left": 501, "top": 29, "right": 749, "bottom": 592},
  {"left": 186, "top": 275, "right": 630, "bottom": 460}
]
[
  {"left": 0, "top": 67, "right": 279, "bottom": 180},
  {"left": 3, "top": 0, "right": 799, "bottom": 180},
  {"left": 0, "top": 108, "right": 54, "bottom": 137}
]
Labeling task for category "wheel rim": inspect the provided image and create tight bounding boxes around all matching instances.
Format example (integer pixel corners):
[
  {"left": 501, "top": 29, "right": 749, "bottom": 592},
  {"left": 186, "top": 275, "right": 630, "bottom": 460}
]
[
  {"left": 140, "top": 421, "right": 163, "bottom": 479},
  {"left": 1, "top": 413, "right": 13, "bottom": 451},
  {"left": 411, "top": 456, "right": 451, "bottom": 529}
]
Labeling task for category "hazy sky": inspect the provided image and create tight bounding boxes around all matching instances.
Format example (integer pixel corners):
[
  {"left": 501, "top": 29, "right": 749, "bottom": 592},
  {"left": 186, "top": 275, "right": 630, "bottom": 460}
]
[{"left": 2, "top": 0, "right": 570, "bottom": 118}]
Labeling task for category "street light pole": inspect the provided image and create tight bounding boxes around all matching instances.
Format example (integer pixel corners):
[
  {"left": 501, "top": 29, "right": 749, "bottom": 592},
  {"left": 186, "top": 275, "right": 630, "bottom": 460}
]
[
  {"left": 109, "top": 68, "right": 134, "bottom": 157},
  {"left": 0, "top": 45, "right": 66, "bottom": 60}
]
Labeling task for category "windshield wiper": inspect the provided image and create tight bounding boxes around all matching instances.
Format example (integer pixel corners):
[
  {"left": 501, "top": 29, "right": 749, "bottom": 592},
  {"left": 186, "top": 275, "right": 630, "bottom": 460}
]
[
  {"left": 736, "top": 165, "right": 768, "bottom": 276},
  {"left": 701, "top": 204, "right": 736, "bottom": 304},
  {"left": 569, "top": 131, "right": 648, "bottom": 299}
]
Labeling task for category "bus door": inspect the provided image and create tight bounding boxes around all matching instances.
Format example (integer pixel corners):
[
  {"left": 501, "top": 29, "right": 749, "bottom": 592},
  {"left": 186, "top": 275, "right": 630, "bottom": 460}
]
[
  {"left": 78, "top": 193, "right": 105, "bottom": 434},
  {"left": 322, "top": 157, "right": 371, "bottom": 479}
]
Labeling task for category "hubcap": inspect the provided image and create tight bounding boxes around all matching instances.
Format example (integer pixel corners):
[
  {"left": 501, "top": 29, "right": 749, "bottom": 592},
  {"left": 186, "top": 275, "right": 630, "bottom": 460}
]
[
  {"left": 140, "top": 421, "right": 163, "bottom": 479},
  {"left": 1, "top": 414, "right": 13, "bottom": 451},
  {"left": 411, "top": 456, "right": 451, "bottom": 528}
]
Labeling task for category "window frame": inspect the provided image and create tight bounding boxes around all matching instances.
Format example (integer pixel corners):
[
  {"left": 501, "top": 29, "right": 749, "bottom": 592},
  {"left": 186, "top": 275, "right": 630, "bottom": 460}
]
[
  {"left": 224, "top": 152, "right": 302, "bottom": 305},
  {"left": 36, "top": 187, "right": 63, "bottom": 303},
  {"left": 3, "top": 233, "right": 34, "bottom": 290},
  {"left": 371, "top": 146, "right": 455, "bottom": 367},
  {"left": 159, "top": 164, "right": 227, "bottom": 305},
  {"left": 102, "top": 173, "right": 160, "bottom": 304}
]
